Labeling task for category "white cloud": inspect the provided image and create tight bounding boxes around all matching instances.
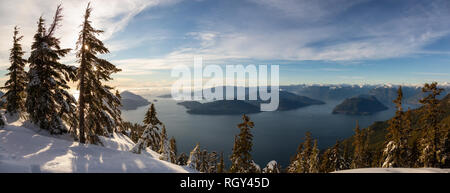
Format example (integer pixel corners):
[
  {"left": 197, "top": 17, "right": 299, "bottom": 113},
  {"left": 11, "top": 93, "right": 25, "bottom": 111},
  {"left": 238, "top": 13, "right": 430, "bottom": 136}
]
[
  {"left": 0, "top": 0, "right": 181, "bottom": 68},
  {"left": 179, "top": 0, "right": 450, "bottom": 61}
]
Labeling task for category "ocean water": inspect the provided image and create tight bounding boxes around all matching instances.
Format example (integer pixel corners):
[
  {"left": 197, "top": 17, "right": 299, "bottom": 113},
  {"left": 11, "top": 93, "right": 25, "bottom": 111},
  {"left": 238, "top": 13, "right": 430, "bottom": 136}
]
[{"left": 121, "top": 96, "right": 399, "bottom": 168}]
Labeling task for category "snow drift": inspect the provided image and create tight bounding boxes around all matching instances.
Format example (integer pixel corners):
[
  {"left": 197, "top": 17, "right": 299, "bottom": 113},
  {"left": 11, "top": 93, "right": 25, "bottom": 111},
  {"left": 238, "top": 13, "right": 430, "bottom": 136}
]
[{"left": 0, "top": 113, "right": 194, "bottom": 173}]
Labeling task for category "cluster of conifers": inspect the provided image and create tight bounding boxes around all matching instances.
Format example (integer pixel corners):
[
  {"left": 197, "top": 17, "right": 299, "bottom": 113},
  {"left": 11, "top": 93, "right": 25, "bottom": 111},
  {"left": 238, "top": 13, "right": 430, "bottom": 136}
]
[
  {"left": 1, "top": 3, "right": 448, "bottom": 173},
  {"left": 1, "top": 3, "right": 122, "bottom": 145},
  {"left": 127, "top": 83, "right": 448, "bottom": 173}
]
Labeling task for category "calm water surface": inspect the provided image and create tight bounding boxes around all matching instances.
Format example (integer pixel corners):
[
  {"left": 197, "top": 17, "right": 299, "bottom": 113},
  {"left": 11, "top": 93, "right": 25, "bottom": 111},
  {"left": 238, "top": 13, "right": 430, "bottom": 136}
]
[{"left": 122, "top": 95, "right": 400, "bottom": 167}]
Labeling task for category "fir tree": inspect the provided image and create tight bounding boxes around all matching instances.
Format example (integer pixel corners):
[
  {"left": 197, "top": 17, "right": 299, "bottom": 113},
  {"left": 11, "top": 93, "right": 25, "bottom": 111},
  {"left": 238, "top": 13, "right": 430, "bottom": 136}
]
[
  {"left": 199, "top": 149, "right": 209, "bottom": 172},
  {"left": 309, "top": 139, "right": 320, "bottom": 173},
  {"left": 1, "top": 26, "right": 27, "bottom": 116},
  {"left": 409, "top": 138, "right": 420, "bottom": 167},
  {"left": 299, "top": 132, "right": 313, "bottom": 172},
  {"left": 158, "top": 126, "right": 172, "bottom": 162},
  {"left": 217, "top": 152, "right": 225, "bottom": 173},
  {"left": 177, "top": 152, "right": 188, "bottom": 166},
  {"left": 229, "top": 114, "right": 256, "bottom": 173},
  {"left": 418, "top": 82, "right": 444, "bottom": 167},
  {"left": 130, "top": 104, "right": 163, "bottom": 154},
  {"left": 351, "top": 121, "right": 371, "bottom": 168},
  {"left": 187, "top": 143, "right": 201, "bottom": 171},
  {"left": 342, "top": 141, "right": 351, "bottom": 169},
  {"left": 319, "top": 148, "right": 332, "bottom": 173},
  {"left": 382, "top": 86, "right": 410, "bottom": 168},
  {"left": 329, "top": 140, "right": 346, "bottom": 172},
  {"left": 442, "top": 125, "right": 449, "bottom": 168},
  {"left": 76, "top": 3, "right": 122, "bottom": 144},
  {"left": 144, "top": 104, "right": 162, "bottom": 151},
  {"left": 26, "top": 5, "right": 77, "bottom": 134},
  {"left": 208, "top": 151, "right": 219, "bottom": 173},
  {"left": 169, "top": 136, "right": 178, "bottom": 164},
  {"left": 288, "top": 132, "right": 315, "bottom": 173}
]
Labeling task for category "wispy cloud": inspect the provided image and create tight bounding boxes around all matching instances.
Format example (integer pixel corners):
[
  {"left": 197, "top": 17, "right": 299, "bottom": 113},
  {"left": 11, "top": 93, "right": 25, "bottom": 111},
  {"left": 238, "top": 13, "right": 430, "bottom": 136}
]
[{"left": 0, "top": 0, "right": 181, "bottom": 68}]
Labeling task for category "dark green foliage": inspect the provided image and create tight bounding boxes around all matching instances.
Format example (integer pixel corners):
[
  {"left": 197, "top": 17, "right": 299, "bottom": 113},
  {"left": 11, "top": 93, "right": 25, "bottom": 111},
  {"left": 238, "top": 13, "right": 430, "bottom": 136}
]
[
  {"left": 382, "top": 86, "right": 411, "bottom": 167},
  {"left": 319, "top": 148, "right": 332, "bottom": 173},
  {"left": 207, "top": 151, "right": 219, "bottom": 173},
  {"left": 130, "top": 104, "right": 163, "bottom": 154},
  {"left": 229, "top": 114, "right": 257, "bottom": 173},
  {"left": 26, "top": 5, "right": 78, "bottom": 135},
  {"left": 76, "top": 3, "right": 122, "bottom": 144},
  {"left": 288, "top": 132, "right": 318, "bottom": 173},
  {"left": 144, "top": 103, "right": 162, "bottom": 151},
  {"left": 169, "top": 136, "right": 178, "bottom": 164},
  {"left": 418, "top": 82, "right": 445, "bottom": 167},
  {"left": 217, "top": 152, "right": 225, "bottom": 173},
  {"left": 177, "top": 152, "right": 188, "bottom": 166},
  {"left": 338, "top": 84, "right": 450, "bottom": 169},
  {"left": 351, "top": 121, "right": 372, "bottom": 168},
  {"left": 187, "top": 143, "right": 201, "bottom": 170},
  {"left": 158, "top": 126, "right": 173, "bottom": 162},
  {"left": 329, "top": 140, "right": 347, "bottom": 171},
  {"left": 122, "top": 121, "right": 146, "bottom": 143},
  {"left": 1, "top": 27, "right": 27, "bottom": 115},
  {"left": 186, "top": 143, "right": 219, "bottom": 172}
]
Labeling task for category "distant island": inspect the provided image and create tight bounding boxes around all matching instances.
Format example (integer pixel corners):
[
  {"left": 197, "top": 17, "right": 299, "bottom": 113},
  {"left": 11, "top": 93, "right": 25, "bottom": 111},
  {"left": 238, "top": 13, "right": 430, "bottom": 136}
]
[
  {"left": 177, "top": 91, "right": 325, "bottom": 115},
  {"left": 332, "top": 95, "right": 388, "bottom": 115},
  {"left": 120, "top": 91, "right": 150, "bottom": 110},
  {"left": 157, "top": 94, "right": 172, "bottom": 98}
]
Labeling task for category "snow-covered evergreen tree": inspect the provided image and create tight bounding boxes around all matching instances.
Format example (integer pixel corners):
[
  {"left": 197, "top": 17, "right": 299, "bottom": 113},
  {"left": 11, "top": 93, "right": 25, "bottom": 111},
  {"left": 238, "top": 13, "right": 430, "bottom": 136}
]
[
  {"left": 418, "top": 82, "right": 445, "bottom": 168},
  {"left": 177, "top": 152, "right": 188, "bottom": 165},
  {"left": 158, "top": 126, "right": 171, "bottom": 162},
  {"left": 130, "top": 125, "right": 154, "bottom": 154},
  {"left": 1, "top": 26, "right": 27, "bottom": 116},
  {"left": 288, "top": 143, "right": 303, "bottom": 173},
  {"left": 130, "top": 104, "right": 163, "bottom": 154},
  {"left": 187, "top": 143, "right": 201, "bottom": 170},
  {"left": 26, "top": 5, "right": 77, "bottom": 135},
  {"left": 229, "top": 114, "right": 256, "bottom": 173},
  {"left": 288, "top": 132, "right": 316, "bottom": 173},
  {"left": 329, "top": 140, "right": 346, "bottom": 171},
  {"left": 207, "top": 151, "right": 218, "bottom": 173},
  {"left": 169, "top": 136, "right": 177, "bottom": 164},
  {"left": 250, "top": 160, "right": 261, "bottom": 173},
  {"left": 217, "top": 152, "right": 225, "bottom": 173},
  {"left": 262, "top": 160, "right": 281, "bottom": 173},
  {"left": 382, "top": 86, "right": 411, "bottom": 168},
  {"left": 199, "top": 149, "right": 209, "bottom": 172},
  {"left": 442, "top": 127, "right": 449, "bottom": 168},
  {"left": 309, "top": 139, "right": 320, "bottom": 173},
  {"left": 143, "top": 104, "right": 162, "bottom": 151},
  {"left": 76, "top": 3, "right": 122, "bottom": 144},
  {"left": 319, "top": 148, "right": 332, "bottom": 173}
]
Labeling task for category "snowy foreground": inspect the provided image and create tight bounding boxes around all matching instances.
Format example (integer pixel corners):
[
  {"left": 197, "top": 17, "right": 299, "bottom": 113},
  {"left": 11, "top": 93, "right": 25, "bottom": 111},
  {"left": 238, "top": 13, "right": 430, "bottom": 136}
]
[
  {"left": 0, "top": 114, "right": 195, "bottom": 173},
  {"left": 334, "top": 168, "right": 449, "bottom": 173}
]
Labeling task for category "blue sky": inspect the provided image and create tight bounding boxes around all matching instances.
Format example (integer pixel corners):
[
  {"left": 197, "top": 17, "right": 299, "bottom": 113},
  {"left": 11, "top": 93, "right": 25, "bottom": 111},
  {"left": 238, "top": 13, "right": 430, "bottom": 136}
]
[{"left": 0, "top": 0, "right": 449, "bottom": 90}]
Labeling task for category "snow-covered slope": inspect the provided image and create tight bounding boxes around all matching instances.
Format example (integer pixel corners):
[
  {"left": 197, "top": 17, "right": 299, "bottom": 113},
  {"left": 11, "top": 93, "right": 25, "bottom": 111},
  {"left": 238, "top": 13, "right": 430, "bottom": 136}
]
[
  {"left": 334, "top": 168, "right": 450, "bottom": 173},
  {"left": 0, "top": 113, "right": 195, "bottom": 173}
]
